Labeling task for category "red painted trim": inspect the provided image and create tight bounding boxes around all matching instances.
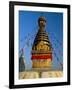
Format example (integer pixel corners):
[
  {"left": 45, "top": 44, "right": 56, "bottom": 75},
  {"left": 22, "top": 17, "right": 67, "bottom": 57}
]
[{"left": 31, "top": 54, "right": 52, "bottom": 60}]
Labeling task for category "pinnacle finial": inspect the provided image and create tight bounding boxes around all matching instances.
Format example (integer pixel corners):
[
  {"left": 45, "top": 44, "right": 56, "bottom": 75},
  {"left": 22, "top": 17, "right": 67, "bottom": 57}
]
[{"left": 38, "top": 16, "right": 46, "bottom": 29}]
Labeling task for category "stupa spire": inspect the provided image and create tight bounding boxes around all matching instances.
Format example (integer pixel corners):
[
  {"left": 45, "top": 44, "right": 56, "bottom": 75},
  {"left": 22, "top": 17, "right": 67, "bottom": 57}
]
[
  {"left": 19, "top": 49, "right": 25, "bottom": 72},
  {"left": 31, "top": 16, "right": 52, "bottom": 69}
]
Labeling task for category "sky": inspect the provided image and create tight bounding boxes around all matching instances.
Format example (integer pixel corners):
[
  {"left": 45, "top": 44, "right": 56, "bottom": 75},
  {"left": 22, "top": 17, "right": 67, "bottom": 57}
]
[{"left": 19, "top": 10, "right": 63, "bottom": 70}]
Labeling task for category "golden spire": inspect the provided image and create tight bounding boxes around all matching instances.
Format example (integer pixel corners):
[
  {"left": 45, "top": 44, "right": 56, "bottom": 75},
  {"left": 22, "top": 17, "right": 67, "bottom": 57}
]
[
  {"left": 32, "top": 16, "right": 52, "bottom": 52},
  {"left": 31, "top": 16, "right": 52, "bottom": 69}
]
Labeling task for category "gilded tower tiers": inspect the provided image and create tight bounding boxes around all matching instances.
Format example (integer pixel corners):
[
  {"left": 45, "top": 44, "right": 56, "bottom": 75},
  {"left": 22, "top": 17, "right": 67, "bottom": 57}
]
[{"left": 31, "top": 16, "right": 52, "bottom": 69}]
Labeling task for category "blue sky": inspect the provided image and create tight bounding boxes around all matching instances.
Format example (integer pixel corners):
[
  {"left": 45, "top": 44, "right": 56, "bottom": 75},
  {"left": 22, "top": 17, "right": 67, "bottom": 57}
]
[{"left": 19, "top": 10, "right": 63, "bottom": 70}]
